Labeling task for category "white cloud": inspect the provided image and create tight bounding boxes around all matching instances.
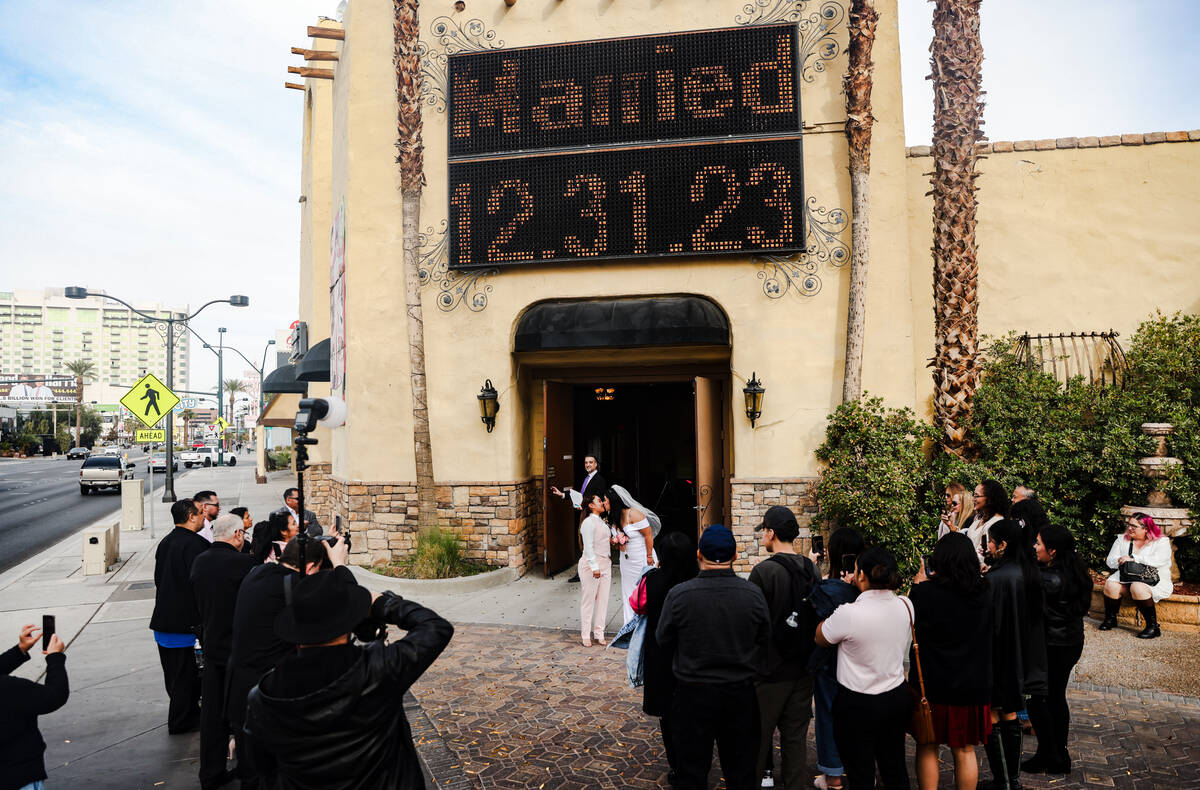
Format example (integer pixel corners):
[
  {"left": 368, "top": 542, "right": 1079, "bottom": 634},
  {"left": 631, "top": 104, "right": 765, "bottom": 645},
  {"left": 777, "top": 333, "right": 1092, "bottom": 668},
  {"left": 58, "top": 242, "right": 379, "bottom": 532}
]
[{"left": 0, "top": 0, "right": 334, "bottom": 392}]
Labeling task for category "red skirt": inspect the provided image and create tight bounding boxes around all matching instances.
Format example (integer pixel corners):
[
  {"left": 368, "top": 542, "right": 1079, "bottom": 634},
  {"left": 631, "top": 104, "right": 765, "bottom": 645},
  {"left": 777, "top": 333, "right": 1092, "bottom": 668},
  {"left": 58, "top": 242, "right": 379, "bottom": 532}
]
[{"left": 929, "top": 702, "right": 992, "bottom": 747}]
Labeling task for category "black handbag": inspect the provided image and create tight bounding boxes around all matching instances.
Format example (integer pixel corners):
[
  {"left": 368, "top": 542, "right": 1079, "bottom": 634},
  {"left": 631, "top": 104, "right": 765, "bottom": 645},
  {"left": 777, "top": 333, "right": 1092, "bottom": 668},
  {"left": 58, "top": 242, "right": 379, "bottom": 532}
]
[{"left": 1119, "top": 541, "right": 1160, "bottom": 586}]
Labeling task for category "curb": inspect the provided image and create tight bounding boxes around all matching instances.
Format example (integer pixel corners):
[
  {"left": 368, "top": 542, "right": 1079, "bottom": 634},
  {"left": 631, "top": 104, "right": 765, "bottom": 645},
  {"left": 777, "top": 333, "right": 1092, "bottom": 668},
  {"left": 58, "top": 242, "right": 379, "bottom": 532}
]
[
  {"left": 347, "top": 565, "right": 518, "bottom": 596},
  {"left": 1069, "top": 681, "right": 1200, "bottom": 709}
]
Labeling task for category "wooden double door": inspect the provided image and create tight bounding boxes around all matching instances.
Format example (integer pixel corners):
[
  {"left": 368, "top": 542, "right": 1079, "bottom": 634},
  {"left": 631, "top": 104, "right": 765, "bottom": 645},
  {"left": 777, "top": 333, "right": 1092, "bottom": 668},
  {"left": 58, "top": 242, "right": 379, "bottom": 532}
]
[{"left": 542, "top": 376, "right": 728, "bottom": 576}]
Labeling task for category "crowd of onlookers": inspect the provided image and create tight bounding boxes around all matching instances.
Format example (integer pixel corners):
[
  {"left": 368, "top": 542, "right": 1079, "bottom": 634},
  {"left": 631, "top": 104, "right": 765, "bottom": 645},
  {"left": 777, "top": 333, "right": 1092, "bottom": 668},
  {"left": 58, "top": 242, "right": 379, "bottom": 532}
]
[
  {"left": 587, "top": 478, "right": 1176, "bottom": 790},
  {"left": 1, "top": 469, "right": 1179, "bottom": 790},
  {"left": 1, "top": 486, "right": 452, "bottom": 790}
]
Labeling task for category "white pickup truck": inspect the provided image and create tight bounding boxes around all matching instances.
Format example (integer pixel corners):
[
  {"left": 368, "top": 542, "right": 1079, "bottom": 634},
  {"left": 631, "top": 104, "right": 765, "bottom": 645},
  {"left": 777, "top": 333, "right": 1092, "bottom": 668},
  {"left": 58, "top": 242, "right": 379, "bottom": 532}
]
[
  {"left": 180, "top": 447, "right": 235, "bottom": 468},
  {"left": 79, "top": 455, "right": 135, "bottom": 495}
]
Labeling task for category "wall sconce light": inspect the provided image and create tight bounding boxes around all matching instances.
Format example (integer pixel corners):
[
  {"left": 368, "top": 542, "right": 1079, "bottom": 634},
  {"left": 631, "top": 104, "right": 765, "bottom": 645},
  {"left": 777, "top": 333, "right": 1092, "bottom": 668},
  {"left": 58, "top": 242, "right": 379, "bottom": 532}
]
[
  {"left": 478, "top": 379, "right": 499, "bottom": 432},
  {"left": 593, "top": 386, "right": 616, "bottom": 402},
  {"left": 743, "top": 373, "right": 764, "bottom": 427},
  {"left": 504, "top": 0, "right": 517, "bottom": 6},
  {"left": 454, "top": 0, "right": 465, "bottom": 10}
]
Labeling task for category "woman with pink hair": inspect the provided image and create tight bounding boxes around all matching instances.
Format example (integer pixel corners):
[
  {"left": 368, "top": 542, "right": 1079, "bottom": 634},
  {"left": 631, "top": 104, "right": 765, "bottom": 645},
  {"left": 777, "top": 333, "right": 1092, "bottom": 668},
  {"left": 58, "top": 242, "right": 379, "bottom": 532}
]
[{"left": 1098, "top": 513, "right": 1173, "bottom": 638}]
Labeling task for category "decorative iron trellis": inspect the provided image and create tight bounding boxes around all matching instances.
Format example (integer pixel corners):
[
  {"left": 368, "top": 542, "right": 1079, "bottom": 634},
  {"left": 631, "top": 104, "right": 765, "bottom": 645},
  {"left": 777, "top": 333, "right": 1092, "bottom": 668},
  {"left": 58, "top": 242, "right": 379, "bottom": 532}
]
[{"left": 1014, "top": 331, "right": 1129, "bottom": 388}]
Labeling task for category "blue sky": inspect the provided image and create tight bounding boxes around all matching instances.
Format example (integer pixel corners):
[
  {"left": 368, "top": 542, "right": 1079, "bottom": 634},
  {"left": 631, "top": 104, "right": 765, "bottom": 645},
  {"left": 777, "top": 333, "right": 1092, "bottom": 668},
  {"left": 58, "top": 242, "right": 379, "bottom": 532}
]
[{"left": 0, "top": 0, "right": 1197, "bottom": 392}]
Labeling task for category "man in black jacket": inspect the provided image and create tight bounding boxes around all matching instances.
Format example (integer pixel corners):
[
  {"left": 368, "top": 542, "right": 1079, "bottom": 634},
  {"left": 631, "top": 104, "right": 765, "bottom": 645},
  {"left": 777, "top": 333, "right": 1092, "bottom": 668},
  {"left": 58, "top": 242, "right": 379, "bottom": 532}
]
[
  {"left": 656, "top": 524, "right": 770, "bottom": 790},
  {"left": 226, "top": 536, "right": 338, "bottom": 789},
  {"left": 150, "top": 498, "right": 209, "bottom": 734},
  {"left": 0, "top": 624, "right": 68, "bottom": 790},
  {"left": 191, "top": 513, "right": 256, "bottom": 789},
  {"left": 272, "top": 487, "right": 323, "bottom": 537},
  {"left": 749, "top": 506, "right": 817, "bottom": 790},
  {"left": 246, "top": 566, "right": 453, "bottom": 789}
]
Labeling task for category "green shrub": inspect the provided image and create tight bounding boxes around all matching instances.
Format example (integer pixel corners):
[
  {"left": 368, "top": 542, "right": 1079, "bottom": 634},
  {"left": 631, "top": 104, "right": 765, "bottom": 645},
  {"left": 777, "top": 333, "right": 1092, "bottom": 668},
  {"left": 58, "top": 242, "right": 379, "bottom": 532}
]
[
  {"left": 813, "top": 397, "right": 939, "bottom": 574},
  {"left": 370, "top": 528, "right": 489, "bottom": 579},
  {"left": 813, "top": 312, "right": 1200, "bottom": 579}
]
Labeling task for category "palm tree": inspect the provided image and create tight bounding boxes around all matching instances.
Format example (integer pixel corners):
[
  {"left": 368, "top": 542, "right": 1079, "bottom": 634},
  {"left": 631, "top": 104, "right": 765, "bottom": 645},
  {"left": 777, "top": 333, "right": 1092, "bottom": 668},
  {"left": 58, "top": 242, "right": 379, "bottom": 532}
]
[
  {"left": 224, "top": 379, "right": 246, "bottom": 452},
  {"left": 180, "top": 409, "right": 195, "bottom": 447},
  {"left": 841, "top": 0, "right": 879, "bottom": 402},
  {"left": 930, "top": 0, "right": 984, "bottom": 456},
  {"left": 64, "top": 359, "right": 95, "bottom": 447},
  {"left": 395, "top": 0, "right": 438, "bottom": 530}
]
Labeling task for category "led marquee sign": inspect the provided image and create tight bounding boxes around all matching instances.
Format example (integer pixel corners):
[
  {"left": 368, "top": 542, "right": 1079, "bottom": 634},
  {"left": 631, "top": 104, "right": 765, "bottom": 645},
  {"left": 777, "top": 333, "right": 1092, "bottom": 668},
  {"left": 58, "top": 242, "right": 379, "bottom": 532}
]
[{"left": 447, "top": 24, "right": 804, "bottom": 269}]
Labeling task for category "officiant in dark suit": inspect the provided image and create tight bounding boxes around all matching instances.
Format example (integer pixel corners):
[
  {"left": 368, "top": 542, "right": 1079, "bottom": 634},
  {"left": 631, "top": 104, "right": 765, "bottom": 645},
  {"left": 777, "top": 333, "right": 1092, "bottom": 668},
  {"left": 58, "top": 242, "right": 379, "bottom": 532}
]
[{"left": 550, "top": 455, "right": 608, "bottom": 583}]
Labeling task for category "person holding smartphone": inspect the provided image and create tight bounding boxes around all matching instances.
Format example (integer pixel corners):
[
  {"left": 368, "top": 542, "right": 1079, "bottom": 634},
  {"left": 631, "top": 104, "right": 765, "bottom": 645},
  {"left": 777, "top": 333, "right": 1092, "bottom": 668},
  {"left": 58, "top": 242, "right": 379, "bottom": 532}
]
[
  {"left": 0, "top": 622, "right": 69, "bottom": 790},
  {"left": 938, "top": 484, "right": 975, "bottom": 540}
]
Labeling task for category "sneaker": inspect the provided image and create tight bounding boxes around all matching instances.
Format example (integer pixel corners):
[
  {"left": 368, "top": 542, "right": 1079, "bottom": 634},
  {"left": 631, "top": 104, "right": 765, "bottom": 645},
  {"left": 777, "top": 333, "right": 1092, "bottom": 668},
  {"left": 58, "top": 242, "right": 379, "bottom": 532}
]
[{"left": 760, "top": 770, "right": 774, "bottom": 788}]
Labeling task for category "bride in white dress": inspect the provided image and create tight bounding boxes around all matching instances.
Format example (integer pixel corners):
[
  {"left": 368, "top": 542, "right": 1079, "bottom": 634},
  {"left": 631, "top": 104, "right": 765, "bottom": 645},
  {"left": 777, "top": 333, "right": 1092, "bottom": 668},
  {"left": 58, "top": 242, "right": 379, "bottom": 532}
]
[{"left": 604, "top": 484, "right": 662, "bottom": 625}]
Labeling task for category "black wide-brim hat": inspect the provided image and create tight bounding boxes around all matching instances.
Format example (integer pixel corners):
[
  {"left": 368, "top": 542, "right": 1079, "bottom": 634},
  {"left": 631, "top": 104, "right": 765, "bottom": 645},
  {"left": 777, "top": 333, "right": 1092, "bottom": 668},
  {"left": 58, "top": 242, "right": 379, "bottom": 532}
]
[{"left": 275, "top": 565, "right": 372, "bottom": 645}]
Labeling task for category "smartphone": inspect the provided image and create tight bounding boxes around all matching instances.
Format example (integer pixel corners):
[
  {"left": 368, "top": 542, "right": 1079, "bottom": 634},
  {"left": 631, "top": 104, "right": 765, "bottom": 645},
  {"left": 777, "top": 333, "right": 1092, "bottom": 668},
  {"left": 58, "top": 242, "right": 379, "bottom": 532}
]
[
  {"left": 980, "top": 532, "right": 989, "bottom": 556},
  {"left": 841, "top": 553, "right": 857, "bottom": 575},
  {"left": 922, "top": 553, "right": 934, "bottom": 575},
  {"left": 42, "top": 614, "right": 55, "bottom": 651},
  {"left": 811, "top": 534, "right": 825, "bottom": 558}
]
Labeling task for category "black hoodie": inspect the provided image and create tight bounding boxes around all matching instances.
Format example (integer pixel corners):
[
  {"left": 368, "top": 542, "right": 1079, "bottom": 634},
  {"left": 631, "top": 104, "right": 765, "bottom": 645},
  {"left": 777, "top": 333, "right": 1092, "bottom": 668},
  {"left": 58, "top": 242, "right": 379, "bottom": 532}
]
[{"left": 245, "top": 593, "right": 453, "bottom": 790}]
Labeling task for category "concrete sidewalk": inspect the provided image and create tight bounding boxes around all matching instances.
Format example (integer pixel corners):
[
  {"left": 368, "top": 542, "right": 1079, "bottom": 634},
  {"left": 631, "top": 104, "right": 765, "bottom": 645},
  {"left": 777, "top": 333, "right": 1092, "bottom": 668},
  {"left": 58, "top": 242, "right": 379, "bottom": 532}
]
[
  {"left": 0, "top": 463, "right": 292, "bottom": 789},
  {"left": 0, "top": 464, "right": 628, "bottom": 788}
]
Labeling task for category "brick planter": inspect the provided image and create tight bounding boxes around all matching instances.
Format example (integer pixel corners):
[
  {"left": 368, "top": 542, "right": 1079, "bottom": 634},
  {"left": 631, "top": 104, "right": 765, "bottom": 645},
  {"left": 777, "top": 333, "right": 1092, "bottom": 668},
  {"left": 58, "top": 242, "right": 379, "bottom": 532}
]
[{"left": 1089, "top": 584, "right": 1200, "bottom": 633}]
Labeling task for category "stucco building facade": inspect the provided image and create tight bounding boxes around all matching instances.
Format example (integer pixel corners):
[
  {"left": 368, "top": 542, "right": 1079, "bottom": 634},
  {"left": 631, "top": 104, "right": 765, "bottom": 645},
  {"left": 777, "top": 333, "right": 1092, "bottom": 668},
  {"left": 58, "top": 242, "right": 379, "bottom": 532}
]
[{"left": 267, "top": 0, "right": 1200, "bottom": 575}]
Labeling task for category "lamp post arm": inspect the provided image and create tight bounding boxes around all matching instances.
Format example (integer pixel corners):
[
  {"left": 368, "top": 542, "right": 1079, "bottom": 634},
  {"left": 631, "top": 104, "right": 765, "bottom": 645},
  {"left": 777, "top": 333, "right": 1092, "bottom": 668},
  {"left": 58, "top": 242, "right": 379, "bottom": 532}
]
[
  {"left": 227, "top": 346, "right": 262, "bottom": 376},
  {"left": 185, "top": 299, "right": 235, "bottom": 322},
  {"left": 83, "top": 292, "right": 164, "bottom": 324}
]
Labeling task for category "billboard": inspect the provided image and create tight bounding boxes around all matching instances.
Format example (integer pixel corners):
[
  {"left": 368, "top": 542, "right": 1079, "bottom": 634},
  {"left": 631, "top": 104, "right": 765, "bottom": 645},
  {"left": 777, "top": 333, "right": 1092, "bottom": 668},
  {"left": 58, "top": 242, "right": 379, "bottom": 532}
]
[
  {"left": 447, "top": 23, "right": 804, "bottom": 270},
  {"left": 0, "top": 374, "right": 81, "bottom": 404}
]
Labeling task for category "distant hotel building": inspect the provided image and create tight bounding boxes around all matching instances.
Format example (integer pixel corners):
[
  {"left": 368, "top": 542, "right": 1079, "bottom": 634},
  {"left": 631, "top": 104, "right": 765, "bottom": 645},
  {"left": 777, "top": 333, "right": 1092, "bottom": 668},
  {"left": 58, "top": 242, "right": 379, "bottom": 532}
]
[{"left": 0, "top": 288, "right": 190, "bottom": 406}]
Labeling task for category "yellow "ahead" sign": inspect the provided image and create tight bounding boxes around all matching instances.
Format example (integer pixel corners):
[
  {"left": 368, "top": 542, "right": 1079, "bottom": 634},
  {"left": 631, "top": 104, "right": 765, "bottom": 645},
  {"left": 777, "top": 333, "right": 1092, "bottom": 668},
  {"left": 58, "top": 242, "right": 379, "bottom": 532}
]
[{"left": 135, "top": 429, "right": 166, "bottom": 443}]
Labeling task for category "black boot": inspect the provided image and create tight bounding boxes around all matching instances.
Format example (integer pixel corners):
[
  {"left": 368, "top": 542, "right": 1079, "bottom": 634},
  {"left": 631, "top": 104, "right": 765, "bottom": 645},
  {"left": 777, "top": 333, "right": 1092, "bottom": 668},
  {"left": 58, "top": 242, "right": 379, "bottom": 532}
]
[
  {"left": 1135, "top": 600, "right": 1162, "bottom": 639},
  {"left": 1001, "top": 719, "right": 1024, "bottom": 789},
  {"left": 1098, "top": 595, "right": 1120, "bottom": 630},
  {"left": 982, "top": 725, "right": 1008, "bottom": 790}
]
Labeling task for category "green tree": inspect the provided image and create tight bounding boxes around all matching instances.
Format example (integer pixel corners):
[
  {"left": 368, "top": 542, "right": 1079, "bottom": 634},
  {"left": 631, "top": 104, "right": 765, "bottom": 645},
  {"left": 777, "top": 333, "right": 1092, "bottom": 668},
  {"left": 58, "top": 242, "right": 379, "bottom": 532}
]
[
  {"left": 64, "top": 359, "right": 95, "bottom": 448},
  {"left": 223, "top": 379, "right": 246, "bottom": 451}
]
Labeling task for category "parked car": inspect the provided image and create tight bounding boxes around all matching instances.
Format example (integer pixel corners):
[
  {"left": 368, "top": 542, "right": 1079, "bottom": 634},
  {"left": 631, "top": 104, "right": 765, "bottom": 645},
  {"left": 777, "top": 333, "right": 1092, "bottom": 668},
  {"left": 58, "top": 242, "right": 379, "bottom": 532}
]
[
  {"left": 66, "top": 446, "right": 90, "bottom": 460},
  {"left": 79, "top": 456, "right": 135, "bottom": 495},
  {"left": 180, "top": 446, "right": 235, "bottom": 467},
  {"left": 148, "top": 453, "right": 178, "bottom": 473},
  {"left": 98, "top": 446, "right": 123, "bottom": 457}
]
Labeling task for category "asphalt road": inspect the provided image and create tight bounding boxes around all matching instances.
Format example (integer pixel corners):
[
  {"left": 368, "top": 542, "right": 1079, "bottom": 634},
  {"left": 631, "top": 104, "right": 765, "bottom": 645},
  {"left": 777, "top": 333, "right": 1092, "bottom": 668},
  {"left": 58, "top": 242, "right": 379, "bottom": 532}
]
[{"left": 0, "top": 451, "right": 197, "bottom": 574}]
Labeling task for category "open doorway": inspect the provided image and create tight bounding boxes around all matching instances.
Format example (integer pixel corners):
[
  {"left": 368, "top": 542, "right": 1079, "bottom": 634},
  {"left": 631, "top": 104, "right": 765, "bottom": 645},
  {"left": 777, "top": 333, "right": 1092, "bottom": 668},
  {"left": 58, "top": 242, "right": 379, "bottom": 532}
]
[
  {"left": 574, "top": 382, "right": 697, "bottom": 538},
  {"left": 542, "top": 376, "right": 728, "bottom": 576}
]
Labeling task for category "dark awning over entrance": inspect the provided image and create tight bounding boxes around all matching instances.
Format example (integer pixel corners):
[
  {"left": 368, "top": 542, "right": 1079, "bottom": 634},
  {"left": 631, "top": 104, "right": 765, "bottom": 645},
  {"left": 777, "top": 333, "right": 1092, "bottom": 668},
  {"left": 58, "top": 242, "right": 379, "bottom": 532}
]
[
  {"left": 295, "top": 338, "right": 331, "bottom": 383},
  {"left": 514, "top": 296, "right": 729, "bottom": 352},
  {"left": 262, "top": 363, "right": 308, "bottom": 395}
]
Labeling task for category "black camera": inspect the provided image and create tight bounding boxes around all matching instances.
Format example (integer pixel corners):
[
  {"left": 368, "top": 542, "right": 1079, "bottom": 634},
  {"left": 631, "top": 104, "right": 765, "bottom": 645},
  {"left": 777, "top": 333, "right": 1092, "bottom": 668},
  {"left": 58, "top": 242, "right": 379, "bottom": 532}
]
[{"left": 294, "top": 398, "right": 329, "bottom": 433}]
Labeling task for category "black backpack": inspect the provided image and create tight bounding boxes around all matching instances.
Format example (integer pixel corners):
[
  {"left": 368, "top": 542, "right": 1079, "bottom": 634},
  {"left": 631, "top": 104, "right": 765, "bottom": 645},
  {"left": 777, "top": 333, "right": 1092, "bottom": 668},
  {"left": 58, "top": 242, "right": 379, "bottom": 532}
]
[{"left": 767, "top": 554, "right": 818, "bottom": 665}]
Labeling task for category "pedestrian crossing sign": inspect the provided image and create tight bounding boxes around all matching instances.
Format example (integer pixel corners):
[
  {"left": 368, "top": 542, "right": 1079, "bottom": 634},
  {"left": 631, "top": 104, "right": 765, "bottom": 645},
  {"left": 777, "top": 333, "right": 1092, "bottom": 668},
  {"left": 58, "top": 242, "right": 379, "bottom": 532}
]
[
  {"left": 120, "top": 373, "right": 180, "bottom": 429},
  {"left": 213, "top": 416, "right": 230, "bottom": 431}
]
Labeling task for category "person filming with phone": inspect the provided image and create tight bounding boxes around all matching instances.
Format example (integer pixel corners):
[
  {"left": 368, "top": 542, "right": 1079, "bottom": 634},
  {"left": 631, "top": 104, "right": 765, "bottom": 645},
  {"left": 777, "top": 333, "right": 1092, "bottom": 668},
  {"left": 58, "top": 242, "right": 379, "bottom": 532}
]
[{"left": 0, "top": 622, "right": 68, "bottom": 790}]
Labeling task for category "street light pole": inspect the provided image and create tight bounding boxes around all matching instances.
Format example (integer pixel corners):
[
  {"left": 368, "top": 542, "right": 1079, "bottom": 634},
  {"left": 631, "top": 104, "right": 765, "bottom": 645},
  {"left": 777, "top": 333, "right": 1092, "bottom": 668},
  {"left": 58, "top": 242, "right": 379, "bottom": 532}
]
[
  {"left": 63, "top": 287, "right": 249, "bottom": 503},
  {"left": 217, "top": 327, "right": 226, "bottom": 466}
]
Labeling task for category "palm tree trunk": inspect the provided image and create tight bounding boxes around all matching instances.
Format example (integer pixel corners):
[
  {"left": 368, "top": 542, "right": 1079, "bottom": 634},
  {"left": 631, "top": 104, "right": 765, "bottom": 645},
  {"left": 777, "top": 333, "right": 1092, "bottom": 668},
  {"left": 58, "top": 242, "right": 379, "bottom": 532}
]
[
  {"left": 74, "top": 390, "right": 82, "bottom": 447},
  {"left": 930, "top": 0, "right": 984, "bottom": 456},
  {"left": 841, "top": 0, "right": 878, "bottom": 403},
  {"left": 396, "top": 0, "right": 438, "bottom": 530}
]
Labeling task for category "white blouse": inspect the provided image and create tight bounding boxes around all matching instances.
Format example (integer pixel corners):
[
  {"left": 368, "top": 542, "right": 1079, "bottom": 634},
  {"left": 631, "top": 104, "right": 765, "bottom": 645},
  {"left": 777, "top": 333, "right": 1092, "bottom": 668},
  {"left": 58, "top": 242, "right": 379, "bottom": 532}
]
[
  {"left": 820, "top": 590, "right": 913, "bottom": 695},
  {"left": 580, "top": 513, "right": 607, "bottom": 572},
  {"left": 1105, "top": 535, "right": 1174, "bottom": 601},
  {"left": 964, "top": 513, "right": 1002, "bottom": 564}
]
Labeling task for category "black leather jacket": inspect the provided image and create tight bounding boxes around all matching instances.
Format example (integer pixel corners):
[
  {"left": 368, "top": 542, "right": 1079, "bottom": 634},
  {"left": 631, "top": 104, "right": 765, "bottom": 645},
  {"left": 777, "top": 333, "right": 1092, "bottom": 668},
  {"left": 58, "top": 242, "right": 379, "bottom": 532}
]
[
  {"left": 245, "top": 593, "right": 453, "bottom": 790},
  {"left": 1039, "top": 565, "right": 1087, "bottom": 648}
]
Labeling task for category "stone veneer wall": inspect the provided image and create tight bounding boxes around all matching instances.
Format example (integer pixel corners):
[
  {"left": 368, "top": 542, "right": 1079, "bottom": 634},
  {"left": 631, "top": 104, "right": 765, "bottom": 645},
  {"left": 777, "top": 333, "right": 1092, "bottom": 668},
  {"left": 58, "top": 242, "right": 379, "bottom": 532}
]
[
  {"left": 302, "top": 462, "right": 334, "bottom": 529},
  {"left": 729, "top": 478, "right": 820, "bottom": 573},
  {"left": 328, "top": 475, "right": 542, "bottom": 575}
]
